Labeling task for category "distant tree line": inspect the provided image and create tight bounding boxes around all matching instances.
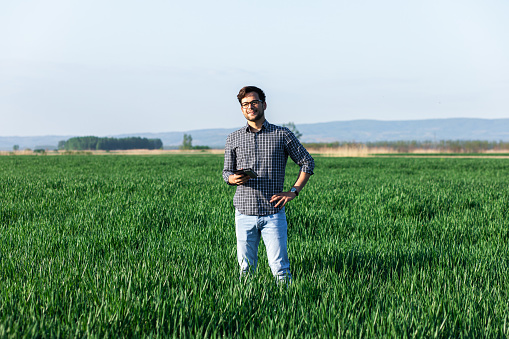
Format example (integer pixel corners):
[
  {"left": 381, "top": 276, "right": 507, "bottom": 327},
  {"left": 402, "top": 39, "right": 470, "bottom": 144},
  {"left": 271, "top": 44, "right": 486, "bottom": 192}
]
[
  {"left": 302, "top": 140, "right": 509, "bottom": 153},
  {"left": 60, "top": 136, "right": 163, "bottom": 151}
]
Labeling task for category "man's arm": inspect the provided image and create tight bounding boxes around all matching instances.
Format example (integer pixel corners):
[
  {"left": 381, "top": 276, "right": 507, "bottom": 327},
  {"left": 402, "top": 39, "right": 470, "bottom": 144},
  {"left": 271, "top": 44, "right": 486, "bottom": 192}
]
[
  {"left": 284, "top": 128, "right": 315, "bottom": 176},
  {"left": 223, "top": 135, "right": 237, "bottom": 185},
  {"left": 223, "top": 134, "right": 252, "bottom": 186},
  {"left": 270, "top": 128, "right": 315, "bottom": 208},
  {"left": 270, "top": 171, "right": 311, "bottom": 208}
]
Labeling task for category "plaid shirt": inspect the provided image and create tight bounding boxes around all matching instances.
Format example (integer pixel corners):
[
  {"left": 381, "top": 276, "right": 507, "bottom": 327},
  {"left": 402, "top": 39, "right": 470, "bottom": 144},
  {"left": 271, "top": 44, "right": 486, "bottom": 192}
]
[{"left": 223, "top": 120, "right": 314, "bottom": 216}]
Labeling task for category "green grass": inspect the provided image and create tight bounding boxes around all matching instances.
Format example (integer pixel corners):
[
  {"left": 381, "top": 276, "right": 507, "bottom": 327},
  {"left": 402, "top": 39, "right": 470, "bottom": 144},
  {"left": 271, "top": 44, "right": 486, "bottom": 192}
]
[
  {"left": 1, "top": 155, "right": 508, "bottom": 337},
  {"left": 371, "top": 153, "right": 509, "bottom": 157}
]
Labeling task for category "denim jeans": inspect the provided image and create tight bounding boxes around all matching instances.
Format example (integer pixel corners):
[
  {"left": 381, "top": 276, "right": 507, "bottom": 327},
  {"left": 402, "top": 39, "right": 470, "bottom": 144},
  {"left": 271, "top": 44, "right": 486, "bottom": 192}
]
[{"left": 235, "top": 208, "right": 291, "bottom": 281}]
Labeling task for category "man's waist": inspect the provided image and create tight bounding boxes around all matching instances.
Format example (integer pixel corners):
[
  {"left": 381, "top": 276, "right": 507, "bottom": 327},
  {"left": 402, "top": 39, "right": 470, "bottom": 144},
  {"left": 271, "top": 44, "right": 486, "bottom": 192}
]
[
  {"left": 233, "top": 203, "right": 284, "bottom": 216},
  {"left": 235, "top": 206, "right": 285, "bottom": 217}
]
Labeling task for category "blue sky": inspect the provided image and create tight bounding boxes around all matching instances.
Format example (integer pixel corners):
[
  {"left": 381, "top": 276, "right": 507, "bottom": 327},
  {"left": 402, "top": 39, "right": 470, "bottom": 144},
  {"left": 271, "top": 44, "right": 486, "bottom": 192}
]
[{"left": 1, "top": 0, "right": 508, "bottom": 136}]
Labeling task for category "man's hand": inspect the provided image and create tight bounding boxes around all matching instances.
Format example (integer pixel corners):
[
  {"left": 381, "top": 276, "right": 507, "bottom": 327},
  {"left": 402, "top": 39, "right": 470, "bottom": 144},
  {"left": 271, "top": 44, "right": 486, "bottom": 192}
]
[
  {"left": 270, "top": 192, "right": 297, "bottom": 208},
  {"left": 228, "top": 173, "right": 250, "bottom": 185}
]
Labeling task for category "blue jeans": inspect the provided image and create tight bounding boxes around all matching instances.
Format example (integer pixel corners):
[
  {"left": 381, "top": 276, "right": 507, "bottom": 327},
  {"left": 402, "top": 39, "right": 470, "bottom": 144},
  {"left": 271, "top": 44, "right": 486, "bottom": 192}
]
[{"left": 235, "top": 208, "right": 291, "bottom": 281}]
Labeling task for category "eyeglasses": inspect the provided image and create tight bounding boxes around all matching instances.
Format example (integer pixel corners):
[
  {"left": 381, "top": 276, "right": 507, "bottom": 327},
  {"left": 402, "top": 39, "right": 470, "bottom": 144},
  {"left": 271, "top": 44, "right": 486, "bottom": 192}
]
[{"left": 241, "top": 100, "right": 263, "bottom": 108}]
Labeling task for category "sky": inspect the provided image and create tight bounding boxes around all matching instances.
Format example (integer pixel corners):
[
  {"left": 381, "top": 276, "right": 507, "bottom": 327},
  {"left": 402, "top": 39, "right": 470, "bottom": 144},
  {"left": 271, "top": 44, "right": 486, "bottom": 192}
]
[{"left": 1, "top": 0, "right": 508, "bottom": 137}]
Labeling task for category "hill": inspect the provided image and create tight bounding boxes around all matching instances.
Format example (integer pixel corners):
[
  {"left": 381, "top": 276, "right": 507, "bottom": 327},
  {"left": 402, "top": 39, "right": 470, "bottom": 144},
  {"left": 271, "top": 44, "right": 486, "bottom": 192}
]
[{"left": 1, "top": 118, "right": 508, "bottom": 150}]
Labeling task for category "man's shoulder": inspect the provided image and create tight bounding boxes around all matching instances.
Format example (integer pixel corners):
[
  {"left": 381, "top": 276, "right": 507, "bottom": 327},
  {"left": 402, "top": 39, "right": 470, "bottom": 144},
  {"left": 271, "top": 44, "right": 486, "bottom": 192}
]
[
  {"left": 228, "top": 126, "right": 248, "bottom": 135},
  {"left": 263, "top": 121, "right": 290, "bottom": 134},
  {"left": 226, "top": 126, "right": 248, "bottom": 140},
  {"left": 265, "top": 123, "right": 293, "bottom": 138}
]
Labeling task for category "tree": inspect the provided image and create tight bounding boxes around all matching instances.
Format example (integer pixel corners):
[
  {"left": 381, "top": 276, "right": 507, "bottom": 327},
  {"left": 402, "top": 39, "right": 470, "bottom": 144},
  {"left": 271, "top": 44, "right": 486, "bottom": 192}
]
[
  {"left": 13, "top": 145, "right": 19, "bottom": 151},
  {"left": 282, "top": 122, "right": 302, "bottom": 140},
  {"left": 180, "top": 134, "right": 193, "bottom": 150},
  {"left": 63, "top": 136, "right": 163, "bottom": 151}
]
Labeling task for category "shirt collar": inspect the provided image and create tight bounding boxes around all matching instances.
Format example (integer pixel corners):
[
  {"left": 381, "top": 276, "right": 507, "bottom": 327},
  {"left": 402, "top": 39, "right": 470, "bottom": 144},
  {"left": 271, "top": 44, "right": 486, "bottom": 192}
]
[{"left": 243, "top": 120, "right": 271, "bottom": 133}]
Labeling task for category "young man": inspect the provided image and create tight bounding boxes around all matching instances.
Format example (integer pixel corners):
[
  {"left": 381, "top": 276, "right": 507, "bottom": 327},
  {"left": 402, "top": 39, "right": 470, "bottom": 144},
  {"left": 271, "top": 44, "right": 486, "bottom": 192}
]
[{"left": 222, "top": 86, "right": 315, "bottom": 281}]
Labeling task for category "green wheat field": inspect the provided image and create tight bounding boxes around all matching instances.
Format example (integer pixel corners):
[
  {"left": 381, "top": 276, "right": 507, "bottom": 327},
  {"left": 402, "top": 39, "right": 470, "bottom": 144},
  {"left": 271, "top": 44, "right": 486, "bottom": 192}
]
[{"left": 1, "top": 155, "right": 508, "bottom": 337}]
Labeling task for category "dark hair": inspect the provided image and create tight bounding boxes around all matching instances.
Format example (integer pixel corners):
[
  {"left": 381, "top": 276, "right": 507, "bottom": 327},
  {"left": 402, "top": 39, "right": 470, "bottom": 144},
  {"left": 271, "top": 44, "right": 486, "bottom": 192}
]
[{"left": 237, "top": 86, "right": 266, "bottom": 104}]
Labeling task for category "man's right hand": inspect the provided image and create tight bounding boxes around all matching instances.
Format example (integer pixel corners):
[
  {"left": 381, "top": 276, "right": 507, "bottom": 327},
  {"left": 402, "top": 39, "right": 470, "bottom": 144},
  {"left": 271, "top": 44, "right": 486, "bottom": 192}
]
[{"left": 228, "top": 173, "right": 250, "bottom": 185}]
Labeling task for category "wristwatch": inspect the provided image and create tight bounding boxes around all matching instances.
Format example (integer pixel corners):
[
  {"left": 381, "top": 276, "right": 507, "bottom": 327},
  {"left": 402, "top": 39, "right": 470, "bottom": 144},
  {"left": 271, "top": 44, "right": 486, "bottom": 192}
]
[{"left": 290, "top": 187, "right": 299, "bottom": 196}]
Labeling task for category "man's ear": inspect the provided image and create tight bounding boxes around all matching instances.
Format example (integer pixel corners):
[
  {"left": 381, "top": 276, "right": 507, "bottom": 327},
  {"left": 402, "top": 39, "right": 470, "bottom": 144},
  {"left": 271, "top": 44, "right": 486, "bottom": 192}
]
[{"left": 263, "top": 101, "right": 267, "bottom": 110}]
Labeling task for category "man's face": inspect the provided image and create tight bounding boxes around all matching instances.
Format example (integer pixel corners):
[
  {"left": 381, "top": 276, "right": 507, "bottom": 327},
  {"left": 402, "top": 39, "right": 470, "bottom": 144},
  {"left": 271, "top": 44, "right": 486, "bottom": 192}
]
[{"left": 240, "top": 92, "right": 267, "bottom": 122}]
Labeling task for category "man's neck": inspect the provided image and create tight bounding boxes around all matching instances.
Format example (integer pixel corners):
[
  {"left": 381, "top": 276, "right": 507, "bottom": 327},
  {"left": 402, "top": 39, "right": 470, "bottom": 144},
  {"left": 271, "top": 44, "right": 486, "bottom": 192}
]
[{"left": 248, "top": 118, "right": 265, "bottom": 132}]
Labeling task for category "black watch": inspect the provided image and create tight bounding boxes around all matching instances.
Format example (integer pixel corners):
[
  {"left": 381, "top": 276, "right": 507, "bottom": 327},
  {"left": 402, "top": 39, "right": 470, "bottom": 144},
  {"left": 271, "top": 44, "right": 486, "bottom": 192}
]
[{"left": 290, "top": 187, "right": 299, "bottom": 196}]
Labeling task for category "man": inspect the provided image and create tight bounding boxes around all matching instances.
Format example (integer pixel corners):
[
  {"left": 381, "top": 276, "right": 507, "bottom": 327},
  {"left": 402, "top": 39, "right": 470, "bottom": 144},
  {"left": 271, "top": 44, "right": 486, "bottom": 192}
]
[{"left": 223, "top": 86, "right": 315, "bottom": 282}]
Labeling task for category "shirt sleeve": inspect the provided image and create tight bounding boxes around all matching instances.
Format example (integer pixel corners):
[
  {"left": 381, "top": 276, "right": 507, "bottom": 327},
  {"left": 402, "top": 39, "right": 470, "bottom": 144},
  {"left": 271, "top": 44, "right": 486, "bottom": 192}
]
[
  {"left": 222, "top": 134, "right": 236, "bottom": 184},
  {"left": 284, "top": 128, "right": 315, "bottom": 175}
]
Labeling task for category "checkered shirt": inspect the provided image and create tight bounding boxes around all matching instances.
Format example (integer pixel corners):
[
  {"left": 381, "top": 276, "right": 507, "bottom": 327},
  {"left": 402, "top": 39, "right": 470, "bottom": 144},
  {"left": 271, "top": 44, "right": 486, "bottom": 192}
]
[{"left": 223, "top": 120, "right": 315, "bottom": 216}]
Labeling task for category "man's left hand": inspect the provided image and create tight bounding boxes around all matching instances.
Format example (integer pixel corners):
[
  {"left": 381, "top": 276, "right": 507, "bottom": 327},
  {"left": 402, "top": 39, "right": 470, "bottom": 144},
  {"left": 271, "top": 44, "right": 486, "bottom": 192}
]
[{"left": 270, "top": 192, "right": 297, "bottom": 208}]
